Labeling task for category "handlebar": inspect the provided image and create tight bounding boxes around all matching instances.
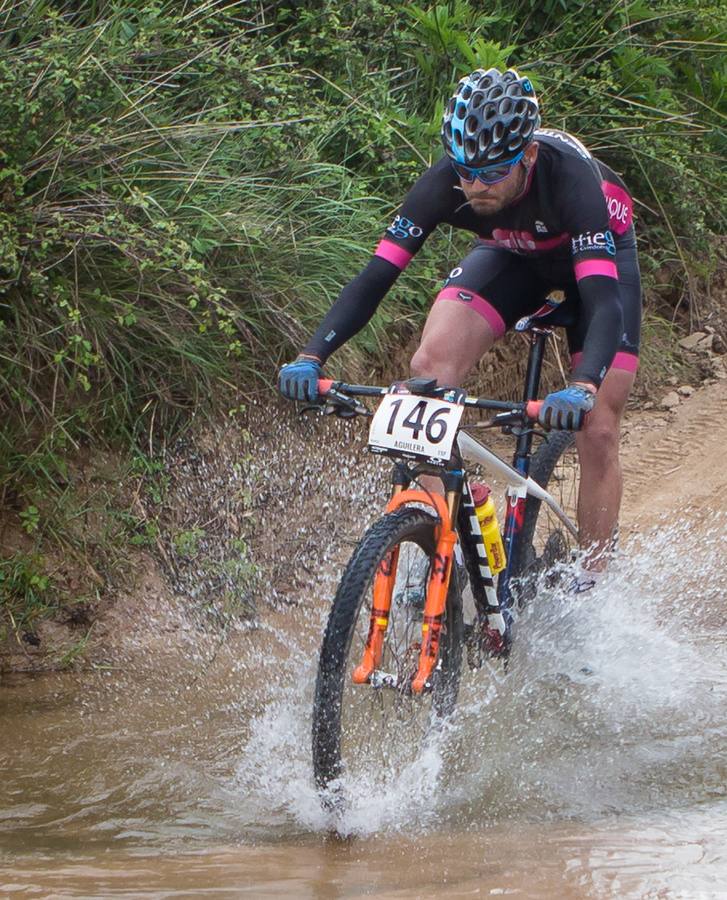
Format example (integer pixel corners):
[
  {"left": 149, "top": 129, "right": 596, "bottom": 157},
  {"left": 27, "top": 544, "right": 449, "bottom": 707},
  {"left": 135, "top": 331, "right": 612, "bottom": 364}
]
[{"left": 316, "top": 379, "right": 543, "bottom": 424}]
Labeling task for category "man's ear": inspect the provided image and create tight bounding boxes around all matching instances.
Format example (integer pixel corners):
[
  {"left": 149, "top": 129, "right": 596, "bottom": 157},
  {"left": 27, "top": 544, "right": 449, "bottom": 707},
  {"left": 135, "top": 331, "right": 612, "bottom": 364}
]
[{"left": 523, "top": 142, "right": 539, "bottom": 171}]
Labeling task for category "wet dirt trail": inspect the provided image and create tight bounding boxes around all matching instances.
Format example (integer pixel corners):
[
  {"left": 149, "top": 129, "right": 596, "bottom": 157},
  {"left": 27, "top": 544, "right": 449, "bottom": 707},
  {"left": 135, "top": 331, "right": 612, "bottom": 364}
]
[{"left": 1, "top": 382, "right": 726, "bottom": 898}]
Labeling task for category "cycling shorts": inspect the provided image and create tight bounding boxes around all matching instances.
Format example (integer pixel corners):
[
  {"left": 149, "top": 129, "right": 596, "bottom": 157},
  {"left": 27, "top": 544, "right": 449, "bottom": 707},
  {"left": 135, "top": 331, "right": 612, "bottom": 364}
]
[{"left": 434, "top": 229, "right": 641, "bottom": 372}]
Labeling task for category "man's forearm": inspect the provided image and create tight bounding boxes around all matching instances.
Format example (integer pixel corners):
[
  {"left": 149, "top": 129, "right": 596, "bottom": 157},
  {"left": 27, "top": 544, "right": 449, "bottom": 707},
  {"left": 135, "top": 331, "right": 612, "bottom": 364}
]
[{"left": 303, "top": 256, "right": 401, "bottom": 362}]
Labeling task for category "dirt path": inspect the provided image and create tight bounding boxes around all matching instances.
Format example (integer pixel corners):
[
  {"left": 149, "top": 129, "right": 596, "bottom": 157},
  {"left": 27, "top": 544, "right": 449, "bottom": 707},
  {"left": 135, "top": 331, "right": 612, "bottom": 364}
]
[
  {"left": 619, "top": 380, "right": 727, "bottom": 530},
  {"left": 3, "top": 378, "right": 724, "bottom": 673}
]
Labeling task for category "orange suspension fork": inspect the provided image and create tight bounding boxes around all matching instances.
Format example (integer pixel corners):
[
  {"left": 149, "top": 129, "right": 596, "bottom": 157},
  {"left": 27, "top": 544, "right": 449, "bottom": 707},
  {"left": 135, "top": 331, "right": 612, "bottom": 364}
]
[
  {"left": 352, "top": 543, "right": 400, "bottom": 684},
  {"left": 351, "top": 489, "right": 457, "bottom": 692},
  {"left": 407, "top": 494, "right": 457, "bottom": 694}
]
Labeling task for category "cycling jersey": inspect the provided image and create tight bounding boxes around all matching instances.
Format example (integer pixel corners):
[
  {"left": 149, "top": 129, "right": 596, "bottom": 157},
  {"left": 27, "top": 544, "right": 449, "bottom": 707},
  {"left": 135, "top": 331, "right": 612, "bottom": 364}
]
[{"left": 303, "top": 129, "right": 640, "bottom": 387}]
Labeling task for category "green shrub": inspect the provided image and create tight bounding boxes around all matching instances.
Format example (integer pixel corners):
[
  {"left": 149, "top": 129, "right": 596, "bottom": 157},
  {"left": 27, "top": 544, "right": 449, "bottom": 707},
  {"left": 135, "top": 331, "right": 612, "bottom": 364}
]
[{"left": 0, "top": 0, "right": 724, "bottom": 632}]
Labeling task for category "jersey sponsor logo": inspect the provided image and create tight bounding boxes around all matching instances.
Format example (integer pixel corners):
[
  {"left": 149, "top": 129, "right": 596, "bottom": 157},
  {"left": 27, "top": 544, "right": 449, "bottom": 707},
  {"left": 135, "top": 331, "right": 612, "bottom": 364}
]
[
  {"left": 456, "top": 291, "right": 473, "bottom": 302},
  {"left": 443, "top": 266, "right": 463, "bottom": 285},
  {"left": 602, "top": 181, "right": 633, "bottom": 234},
  {"left": 387, "top": 214, "right": 424, "bottom": 241},
  {"left": 571, "top": 229, "right": 616, "bottom": 257},
  {"left": 483, "top": 230, "right": 569, "bottom": 254},
  {"left": 535, "top": 128, "right": 592, "bottom": 160},
  {"left": 491, "top": 228, "right": 537, "bottom": 253},
  {"left": 606, "top": 195, "right": 630, "bottom": 227},
  {"left": 535, "top": 220, "right": 548, "bottom": 233}
]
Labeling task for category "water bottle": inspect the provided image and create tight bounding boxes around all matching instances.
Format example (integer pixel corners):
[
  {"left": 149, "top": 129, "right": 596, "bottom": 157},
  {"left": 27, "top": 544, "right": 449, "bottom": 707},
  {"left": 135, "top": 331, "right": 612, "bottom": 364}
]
[{"left": 471, "top": 482, "right": 506, "bottom": 574}]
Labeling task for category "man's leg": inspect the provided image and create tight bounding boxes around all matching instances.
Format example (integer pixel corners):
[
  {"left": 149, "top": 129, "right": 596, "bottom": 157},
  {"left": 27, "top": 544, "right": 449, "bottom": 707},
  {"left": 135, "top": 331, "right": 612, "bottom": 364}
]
[
  {"left": 409, "top": 300, "right": 498, "bottom": 500},
  {"left": 575, "top": 366, "right": 635, "bottom": 569},
  {"left": 410, "top": 299, "right": 498, "bottom": 385},
  {"left": 410, "top": 244, "right": 534, "bottom": 384}
]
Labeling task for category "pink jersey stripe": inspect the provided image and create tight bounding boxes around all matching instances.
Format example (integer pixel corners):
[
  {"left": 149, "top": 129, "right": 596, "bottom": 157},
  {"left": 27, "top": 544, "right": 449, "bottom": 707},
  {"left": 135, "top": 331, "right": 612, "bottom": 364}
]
[
  {"left": 571, "top": 350, "right": 639, "bottom": 374},
  {"left": 435, "top": 286, "right": 506, "bottom": 338},
  {"left": 479, "top": 231, "right": 569, "bottom": 253},
  {"left": 374, "top": 239, "right": 413, "bottom": 270},
  {"left": 574, "top": 258, "right": 618, "bottom": 281}
]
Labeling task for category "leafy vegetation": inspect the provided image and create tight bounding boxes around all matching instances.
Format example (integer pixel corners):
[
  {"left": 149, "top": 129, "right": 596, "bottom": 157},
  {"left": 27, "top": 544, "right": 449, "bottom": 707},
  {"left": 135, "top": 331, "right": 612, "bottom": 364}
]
[{"left": 1, "top": 0, "right": 725, "bottom": 645}]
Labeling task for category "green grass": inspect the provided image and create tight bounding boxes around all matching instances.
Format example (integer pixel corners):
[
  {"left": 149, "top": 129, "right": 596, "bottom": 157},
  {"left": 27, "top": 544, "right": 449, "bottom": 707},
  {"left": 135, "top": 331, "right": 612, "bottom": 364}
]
[{"left": 0, "top": 0, "right": 725, "bottom": 644}]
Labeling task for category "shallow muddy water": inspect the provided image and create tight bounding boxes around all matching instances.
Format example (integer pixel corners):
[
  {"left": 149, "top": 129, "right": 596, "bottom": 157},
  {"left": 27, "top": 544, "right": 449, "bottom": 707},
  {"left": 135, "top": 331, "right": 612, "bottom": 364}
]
[{"left": 2, "top": 518, "right": 726, "bottom": 898}]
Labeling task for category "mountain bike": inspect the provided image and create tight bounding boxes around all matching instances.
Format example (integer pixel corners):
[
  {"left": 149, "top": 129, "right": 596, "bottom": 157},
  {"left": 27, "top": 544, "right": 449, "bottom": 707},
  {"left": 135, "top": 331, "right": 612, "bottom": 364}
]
[{"left": 309, "top": 319, "right": 581, "bottom": 807}]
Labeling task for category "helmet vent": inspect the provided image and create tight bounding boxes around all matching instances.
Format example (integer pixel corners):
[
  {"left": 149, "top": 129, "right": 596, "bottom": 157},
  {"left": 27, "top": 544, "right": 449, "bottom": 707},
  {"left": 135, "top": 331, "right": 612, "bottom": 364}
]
[
  {"left": 456, "top": 102, "right": 467, "bottom": 119},
  {"left": 465, "top": 115, "right": 478, "bottom": 135}
]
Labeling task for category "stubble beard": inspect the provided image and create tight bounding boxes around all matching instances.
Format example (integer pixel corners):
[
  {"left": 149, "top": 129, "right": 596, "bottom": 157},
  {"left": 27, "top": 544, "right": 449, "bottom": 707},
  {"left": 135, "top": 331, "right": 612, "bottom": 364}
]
[{"left": 464, "top": 167, "right": 527, "bottom": 215}]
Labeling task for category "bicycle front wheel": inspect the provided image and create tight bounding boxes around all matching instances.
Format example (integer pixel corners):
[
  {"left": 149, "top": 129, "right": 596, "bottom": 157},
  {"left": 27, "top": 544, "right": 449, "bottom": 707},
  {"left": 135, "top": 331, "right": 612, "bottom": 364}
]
[
  {"left": 312, "top": 507, "right": 464, "bottom": 800},
  {"left": 511, "top": 431, "right": 580, "bottom": 601}
]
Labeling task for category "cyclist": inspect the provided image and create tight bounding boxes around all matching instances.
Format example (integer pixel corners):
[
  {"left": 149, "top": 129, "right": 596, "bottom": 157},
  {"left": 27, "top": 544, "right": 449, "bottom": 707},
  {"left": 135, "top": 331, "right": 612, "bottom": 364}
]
[{"left": 278, "top": 68, "right": 641, "bottom": 587}]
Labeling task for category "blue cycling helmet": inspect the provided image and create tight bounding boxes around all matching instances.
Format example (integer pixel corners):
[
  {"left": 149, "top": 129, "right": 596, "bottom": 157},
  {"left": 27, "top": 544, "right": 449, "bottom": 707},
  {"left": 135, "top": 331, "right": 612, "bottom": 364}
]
[{"left": 441, "top": 68, "right": 540, "bottom": 166}]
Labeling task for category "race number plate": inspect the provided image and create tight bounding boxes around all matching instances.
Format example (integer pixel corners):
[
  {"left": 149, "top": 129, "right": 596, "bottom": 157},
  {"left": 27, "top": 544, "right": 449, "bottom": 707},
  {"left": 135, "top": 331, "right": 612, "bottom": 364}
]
[{"left": 368, "top": 393, "right": 464, "bottom": 465}]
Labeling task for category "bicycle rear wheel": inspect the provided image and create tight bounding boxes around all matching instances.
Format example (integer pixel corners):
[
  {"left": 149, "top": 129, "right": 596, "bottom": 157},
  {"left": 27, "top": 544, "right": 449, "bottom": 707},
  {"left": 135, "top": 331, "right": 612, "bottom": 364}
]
[
  {"left": 511, "top": 431, "right": 580, "bottom": 602},
  {"left": 312, "top": 507, "right": 464, "bottom": 802}
]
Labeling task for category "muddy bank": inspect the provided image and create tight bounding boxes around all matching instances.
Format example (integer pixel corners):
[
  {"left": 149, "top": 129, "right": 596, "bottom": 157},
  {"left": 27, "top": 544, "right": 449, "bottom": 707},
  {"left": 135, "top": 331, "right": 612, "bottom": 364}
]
[{"left": 2, "top": 362, "right": 726, "bottom": 673}]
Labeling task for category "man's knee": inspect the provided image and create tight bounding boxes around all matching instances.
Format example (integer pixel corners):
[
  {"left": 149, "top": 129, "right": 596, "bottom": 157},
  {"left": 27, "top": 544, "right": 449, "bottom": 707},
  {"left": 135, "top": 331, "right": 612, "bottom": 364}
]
[
  {"left": 576, "top": 368, "right": 634, "bottom": 460},
  {"left": 577, "top": 410, "right": 621, "bottom": 467},
  {"left": 410, "top": 342, "right": 460, "bottom": 385}
]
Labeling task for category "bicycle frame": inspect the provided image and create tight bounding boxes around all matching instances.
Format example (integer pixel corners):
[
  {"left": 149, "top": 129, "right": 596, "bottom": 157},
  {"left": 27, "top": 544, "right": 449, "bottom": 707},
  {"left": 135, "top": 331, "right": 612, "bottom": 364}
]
[
  {"left": 371, "top": 326, "right": 578, "bottom": 684},
  {"left": 323, "top": 323, "right": 579, "bottom": 690}
]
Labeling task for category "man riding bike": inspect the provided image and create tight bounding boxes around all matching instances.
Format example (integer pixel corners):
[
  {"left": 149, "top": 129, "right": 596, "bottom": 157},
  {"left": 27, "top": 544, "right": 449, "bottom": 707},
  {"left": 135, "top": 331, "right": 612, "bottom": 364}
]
[{"left": 278, "top": 68, "right": 641, "bottom": 588}]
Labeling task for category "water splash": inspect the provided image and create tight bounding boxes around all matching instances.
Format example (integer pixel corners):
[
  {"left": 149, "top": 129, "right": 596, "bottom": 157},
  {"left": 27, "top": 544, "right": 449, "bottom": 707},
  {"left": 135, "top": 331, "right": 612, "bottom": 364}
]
[{"left": 231, "top": 514, "right": 727, "bottom": 834}]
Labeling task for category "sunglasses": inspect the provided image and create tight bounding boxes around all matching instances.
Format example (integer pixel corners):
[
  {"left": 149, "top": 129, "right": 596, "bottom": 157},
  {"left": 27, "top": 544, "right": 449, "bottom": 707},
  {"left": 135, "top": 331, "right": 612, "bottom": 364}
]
[{"left": 451, "top": 151, "right": 525, "bottom": 185}]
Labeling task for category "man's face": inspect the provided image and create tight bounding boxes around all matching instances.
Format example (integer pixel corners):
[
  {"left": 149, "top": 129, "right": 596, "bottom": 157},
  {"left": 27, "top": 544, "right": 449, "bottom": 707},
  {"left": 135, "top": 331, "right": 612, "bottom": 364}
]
[
  {"left": 459, "top": 162, "right": 527, "bottom": 214},
  {"left": 458, "top": 143, "right": 538, "bottom": 215}
]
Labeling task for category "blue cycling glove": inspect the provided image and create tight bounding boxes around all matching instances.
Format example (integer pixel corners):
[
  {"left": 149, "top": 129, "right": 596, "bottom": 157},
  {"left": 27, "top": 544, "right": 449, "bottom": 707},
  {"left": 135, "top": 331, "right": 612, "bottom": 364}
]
[
  {"left": 278, "top": 356, "right": 322, "bottom": 402},
  {"left": 539, "top": 385, "right": 595, "bottom": 431}
]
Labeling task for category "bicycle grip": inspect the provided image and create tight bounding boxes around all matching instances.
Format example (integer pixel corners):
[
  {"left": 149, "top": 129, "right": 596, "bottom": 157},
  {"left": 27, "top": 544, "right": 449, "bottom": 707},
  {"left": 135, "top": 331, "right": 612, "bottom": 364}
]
[
  {"left": 317, "top": 378, "right": 334, "bottom": 396},
  {"left": 525, "top": 400, "right": 543, "bottom": 421}
]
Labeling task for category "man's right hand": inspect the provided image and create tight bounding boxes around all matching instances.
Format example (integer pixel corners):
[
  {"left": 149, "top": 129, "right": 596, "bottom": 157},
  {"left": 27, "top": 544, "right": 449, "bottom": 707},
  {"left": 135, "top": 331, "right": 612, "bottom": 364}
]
[{"left": 278, "top": 356, "right": 322, "bottom": 402}]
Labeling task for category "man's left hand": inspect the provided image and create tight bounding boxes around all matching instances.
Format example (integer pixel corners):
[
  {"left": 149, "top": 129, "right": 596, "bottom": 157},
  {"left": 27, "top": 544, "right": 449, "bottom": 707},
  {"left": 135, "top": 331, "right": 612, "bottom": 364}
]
[{"left": 539, "top": 384, "right": 596, "bottom": 431}]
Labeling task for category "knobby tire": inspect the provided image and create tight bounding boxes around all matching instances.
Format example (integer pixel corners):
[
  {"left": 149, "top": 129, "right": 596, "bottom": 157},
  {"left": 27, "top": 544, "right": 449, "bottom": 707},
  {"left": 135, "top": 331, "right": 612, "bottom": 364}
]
[{"left": 312, "top": 507, "right": 464, "bottom": 799}]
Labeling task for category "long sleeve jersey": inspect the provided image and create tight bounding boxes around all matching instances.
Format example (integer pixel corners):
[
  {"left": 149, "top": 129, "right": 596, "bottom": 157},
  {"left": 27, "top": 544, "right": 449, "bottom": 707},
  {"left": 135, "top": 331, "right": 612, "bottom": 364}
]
[{"left": 303, "top": 129, "right": 635, "bottom": 387}]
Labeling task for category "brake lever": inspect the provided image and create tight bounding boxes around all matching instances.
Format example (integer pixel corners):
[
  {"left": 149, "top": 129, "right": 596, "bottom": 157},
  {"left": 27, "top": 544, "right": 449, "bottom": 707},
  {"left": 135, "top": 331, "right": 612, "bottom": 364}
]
[
  {"left": 298, "top": 389, "right": 371, "bottom": 419},
  {"left": 299, "top": 402, "right": 326, "bottom": 417},
  {"left": 500, "top": 424, "right": 547, "bottom": 441}
]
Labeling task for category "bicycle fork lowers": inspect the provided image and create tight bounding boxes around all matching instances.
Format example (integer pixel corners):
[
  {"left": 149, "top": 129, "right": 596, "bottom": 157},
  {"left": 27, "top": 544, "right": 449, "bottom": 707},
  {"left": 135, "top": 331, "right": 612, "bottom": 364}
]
[{"left": 352, "top": 462, "right": 507, "bottom": 694}]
